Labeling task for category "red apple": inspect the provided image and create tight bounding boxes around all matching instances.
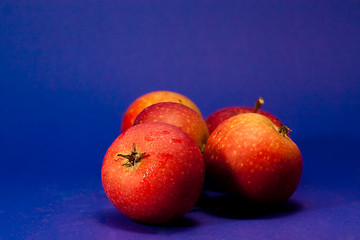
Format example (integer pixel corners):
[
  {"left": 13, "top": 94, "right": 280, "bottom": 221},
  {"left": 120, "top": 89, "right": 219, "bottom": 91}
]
[
  {"left": 133, "top": 102, "right": 209, "bottom": 152},
  {"left": 121, "top": 90, "right": 202, "bottom": 132},
  {"left": 206, "top": 97, "right": 283, "bottom": 134},
  {"left": 203, "top": 113, "right": 303, "bottom": 204},
  {"left": 101, "top": 122, "right": 205, "bottom": 224}
]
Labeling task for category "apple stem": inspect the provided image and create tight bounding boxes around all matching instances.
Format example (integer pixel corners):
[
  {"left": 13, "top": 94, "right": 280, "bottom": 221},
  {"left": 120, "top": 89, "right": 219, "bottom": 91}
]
[
  {"left": 114, "top": 143, "right": 146, "bottom": 167},
  {"left": 253, "top": 97, "right": 264, "bottom": 113},
  {"left": 279, "top": 125, "right": 291, "bottom": 137}
]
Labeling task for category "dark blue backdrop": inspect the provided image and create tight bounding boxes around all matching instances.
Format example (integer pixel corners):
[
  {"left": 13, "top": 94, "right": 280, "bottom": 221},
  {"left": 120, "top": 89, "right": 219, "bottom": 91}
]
[{"left": 1, "top": 1, "right": 359, "bottom": 239}]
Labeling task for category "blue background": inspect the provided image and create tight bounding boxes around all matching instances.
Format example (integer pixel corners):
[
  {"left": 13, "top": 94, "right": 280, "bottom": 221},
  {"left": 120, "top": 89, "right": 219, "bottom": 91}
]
[{"left": 1, "top": 1, "right": 359, "bottom": 239}]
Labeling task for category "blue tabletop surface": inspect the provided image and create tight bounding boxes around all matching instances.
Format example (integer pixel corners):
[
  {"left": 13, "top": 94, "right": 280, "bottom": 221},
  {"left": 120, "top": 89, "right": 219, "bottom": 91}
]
[{"left": 1, "top": 1, "right": 359, "bottom": 239}]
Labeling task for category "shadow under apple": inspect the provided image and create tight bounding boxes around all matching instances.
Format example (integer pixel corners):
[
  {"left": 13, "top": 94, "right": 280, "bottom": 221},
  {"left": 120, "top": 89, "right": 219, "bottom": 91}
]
[
  {"left": 196, "top": 190, "right": 303, "bottom": 220},
  {"left": 94, "top": 208, "right": 200, "bottom": 234}
]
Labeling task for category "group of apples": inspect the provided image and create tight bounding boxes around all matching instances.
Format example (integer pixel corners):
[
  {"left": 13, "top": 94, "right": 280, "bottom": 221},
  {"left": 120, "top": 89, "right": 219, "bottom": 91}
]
[{"left": 101, "top": 90, "right": 303, "bottom": 225}]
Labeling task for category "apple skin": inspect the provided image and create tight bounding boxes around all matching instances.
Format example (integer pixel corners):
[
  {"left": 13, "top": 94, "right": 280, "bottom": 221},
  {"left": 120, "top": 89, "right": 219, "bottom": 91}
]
[
  {"left": 206, "top": 106, "right": 283, "bottom": 135},
  {"left": 203, "top": 113, "right": 303, "bottom": 204},
  {"left": 133, "top": 102, "right": 209, "bottom": 151},
  {"left": 121, "top": 90, "right": 202, "bottom": 132},
  {"left": 101, "top": 122, "right": 205, "bottom": 224}
]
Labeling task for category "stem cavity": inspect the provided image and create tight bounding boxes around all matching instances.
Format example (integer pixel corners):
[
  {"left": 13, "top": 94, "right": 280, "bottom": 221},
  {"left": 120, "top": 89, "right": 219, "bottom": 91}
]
[{"left": 114, "top": 143, "right": 146, "bottom": 167}]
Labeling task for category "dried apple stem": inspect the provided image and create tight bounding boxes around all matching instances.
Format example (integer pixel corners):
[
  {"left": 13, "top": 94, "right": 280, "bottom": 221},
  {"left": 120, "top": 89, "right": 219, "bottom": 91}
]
[
  {"left": 279, "top": 125, "right": 291, "bottom": 137},
  {"left": 253, "top": 97, "right": 264, "bottom": 113},
  {"left": 115, "top": 143, "right": 146, "bottom": 167}
]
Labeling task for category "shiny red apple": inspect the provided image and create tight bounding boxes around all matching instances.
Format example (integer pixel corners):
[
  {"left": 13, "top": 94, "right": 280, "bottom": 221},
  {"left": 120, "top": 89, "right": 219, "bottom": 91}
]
[
  {"left": 203, "top": 113, "right": 303, "bottom": 204},
  {"left": 121, "top": 90, "right": 202, "bottom": 132},
  {"left": 101, "top": 122, "right": 205, "bottom": 224},
  {"left": 205, "top": 97, "right": 283, "bottom": 134},
  {"left": 133, "top": 102, "right": 209, "bottom": 151}
]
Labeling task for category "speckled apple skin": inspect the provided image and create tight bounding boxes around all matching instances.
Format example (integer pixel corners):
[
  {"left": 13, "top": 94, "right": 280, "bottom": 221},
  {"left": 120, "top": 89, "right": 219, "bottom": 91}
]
[
  {"left": 121, "top": 91, "right": 202, "bottom": 132},
  {"left": 203, "top": 113, "right": 303, "bottom": 204},
  {"left": 206, "top": 106, "right": 283, "bottom": 134},
  {"left": 134, "top": 102, "right": 209, "bottom": 151},
  {"left": 102, "top": 122, "right": 205, "bottom": 224}
]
